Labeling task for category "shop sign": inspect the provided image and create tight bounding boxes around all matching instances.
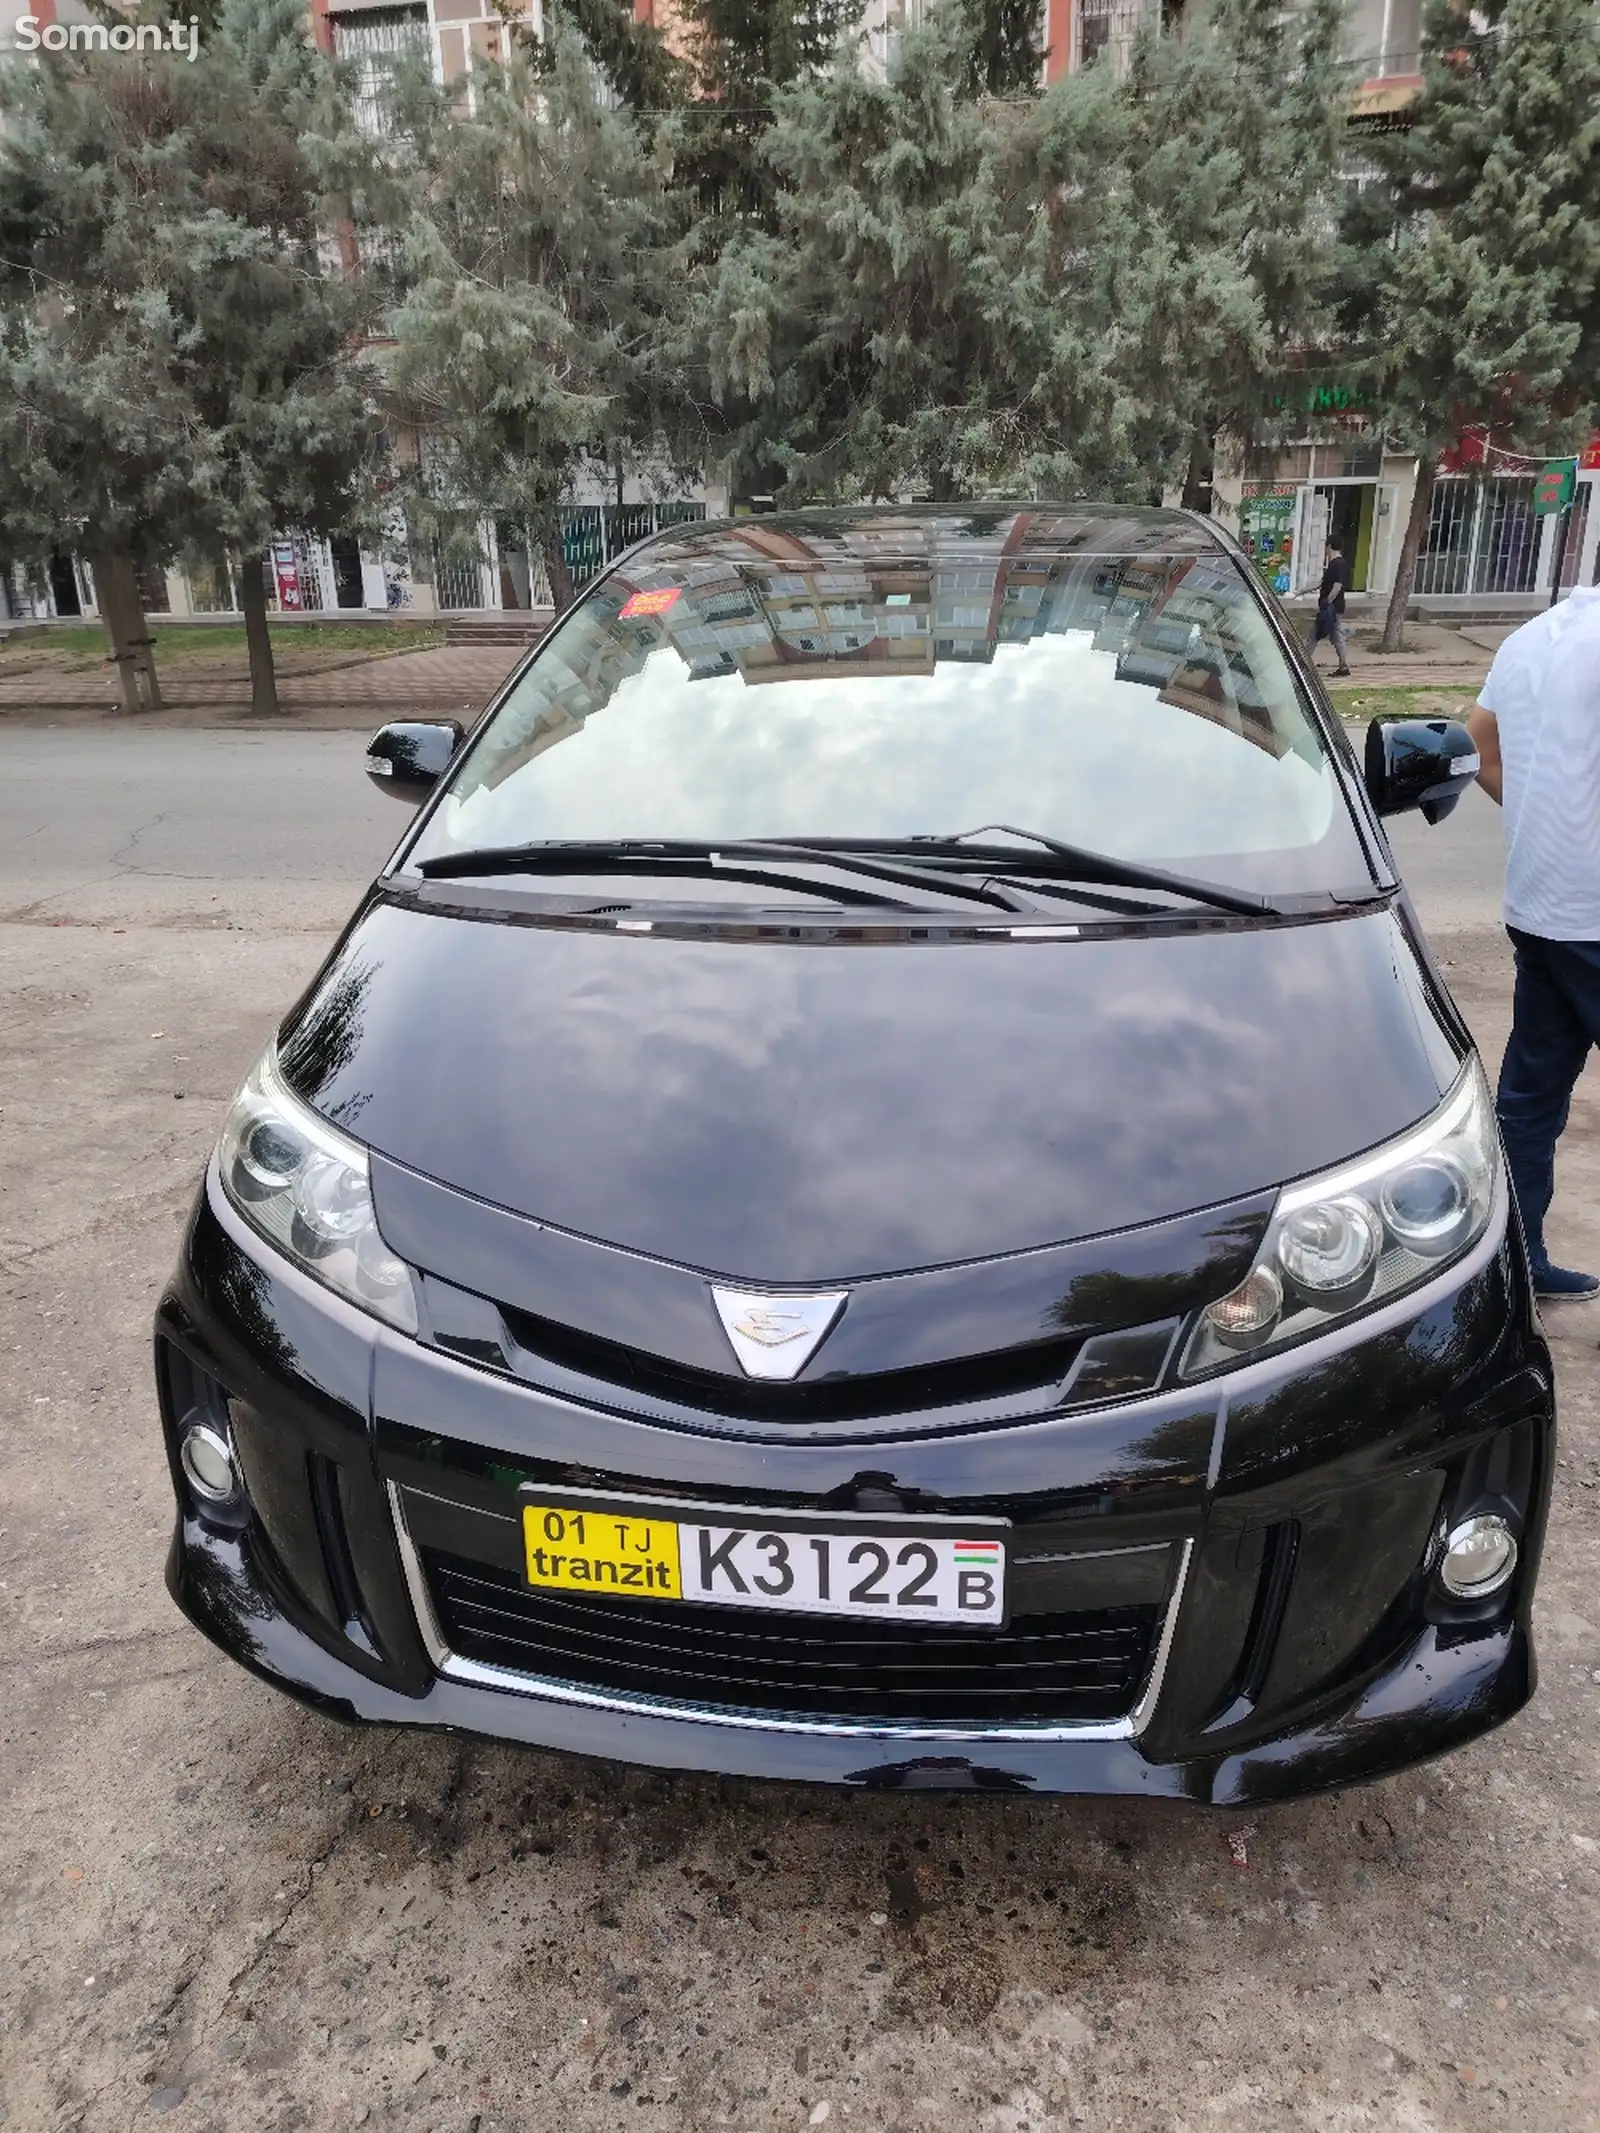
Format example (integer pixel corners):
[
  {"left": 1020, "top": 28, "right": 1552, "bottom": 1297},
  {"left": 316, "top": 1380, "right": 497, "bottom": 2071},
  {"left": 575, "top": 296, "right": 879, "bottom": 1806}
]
[
  {"left": 1533, "top": 461, "right": 1577, "bottom": 514},
  {"left": 1270, "top": 382, "right": 1372, "bottom": 416},
  {"left": 1439, "top": 428, "right": 1489, "bottom": 473},
  {"left": 1302, "top": 382, "right": 1369, "bottom": 414},
  {"left": 1240, "top": 486, "right": 1296, "bottom": 596},
  {"left": 1348, "top": 74, "right": 1423, "bottom": 122},
  {"left": 272, "top": 541, "right": 303, "bottom": 610}
]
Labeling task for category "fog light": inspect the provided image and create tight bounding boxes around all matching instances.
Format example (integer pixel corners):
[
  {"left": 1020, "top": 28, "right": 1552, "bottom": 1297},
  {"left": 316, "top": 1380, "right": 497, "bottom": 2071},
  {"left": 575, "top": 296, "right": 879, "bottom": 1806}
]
[
  {"left": 180, "top": 1422, "right": 240, "bottom": 1505},
  {"left": 1438, "top": 1514, "right": 1517, "bottom": 1599}
]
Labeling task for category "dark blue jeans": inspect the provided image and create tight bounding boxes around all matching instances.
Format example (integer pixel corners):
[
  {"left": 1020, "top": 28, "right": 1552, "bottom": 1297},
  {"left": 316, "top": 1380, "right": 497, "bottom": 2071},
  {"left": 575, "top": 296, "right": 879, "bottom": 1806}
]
[{"left": 1498, "top": 928, "right": 1600, "bottom": 1274}]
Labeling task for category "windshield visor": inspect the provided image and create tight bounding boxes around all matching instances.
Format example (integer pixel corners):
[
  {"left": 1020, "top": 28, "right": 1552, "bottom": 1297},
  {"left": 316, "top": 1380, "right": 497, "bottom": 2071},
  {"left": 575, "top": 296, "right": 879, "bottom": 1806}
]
[{"left": 412, "top": 526, "right": 1368, "bottom": 897}]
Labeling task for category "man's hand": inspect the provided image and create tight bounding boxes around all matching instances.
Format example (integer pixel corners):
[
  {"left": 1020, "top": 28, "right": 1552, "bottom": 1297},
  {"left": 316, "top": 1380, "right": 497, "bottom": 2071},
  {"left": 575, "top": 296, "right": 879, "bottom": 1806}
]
[{"left": 1466, "top": 703, "right": 1503, "bottom": 805}]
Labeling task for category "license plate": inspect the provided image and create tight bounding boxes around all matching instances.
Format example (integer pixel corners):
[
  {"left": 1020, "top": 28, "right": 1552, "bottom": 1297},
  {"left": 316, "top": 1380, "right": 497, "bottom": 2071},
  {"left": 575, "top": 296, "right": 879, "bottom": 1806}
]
[{"left": 520, "top": 1493, "right": 1008, "bottom": 1627}]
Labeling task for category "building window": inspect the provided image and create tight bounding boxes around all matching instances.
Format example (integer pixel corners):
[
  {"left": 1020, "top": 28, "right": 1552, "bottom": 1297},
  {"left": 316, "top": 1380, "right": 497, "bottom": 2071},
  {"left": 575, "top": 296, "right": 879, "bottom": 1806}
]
[
  {"left": 332, "top": 6, "right": 431, "bottom": 137},
  {"left": 1077, "top": 0, "right": 1116, "bottom": 68}
]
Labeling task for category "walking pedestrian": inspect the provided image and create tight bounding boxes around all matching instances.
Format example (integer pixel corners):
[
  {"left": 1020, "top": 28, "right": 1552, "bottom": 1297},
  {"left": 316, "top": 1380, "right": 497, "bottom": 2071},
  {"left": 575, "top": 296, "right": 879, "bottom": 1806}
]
[
  {"left": 1466, "top": 583, "right": 1600, "bottom": 1300},
  {"left": 1305, "top": 539, "right": 1352, "bottom": 676}
]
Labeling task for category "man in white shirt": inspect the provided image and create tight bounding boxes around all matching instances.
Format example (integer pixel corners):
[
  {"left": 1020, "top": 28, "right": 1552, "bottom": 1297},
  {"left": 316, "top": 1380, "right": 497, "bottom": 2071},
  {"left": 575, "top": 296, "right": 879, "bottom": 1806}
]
[{"left": 1466, "top": 584, "right": 1600, "bottom": 1299}]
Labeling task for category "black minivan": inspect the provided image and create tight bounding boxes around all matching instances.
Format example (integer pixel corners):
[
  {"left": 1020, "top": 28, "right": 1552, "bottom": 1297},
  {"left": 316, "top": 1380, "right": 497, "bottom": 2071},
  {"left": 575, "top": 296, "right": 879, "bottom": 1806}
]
[{"left": 155, "top": 506, "right": 1553, "bottom": 1802}]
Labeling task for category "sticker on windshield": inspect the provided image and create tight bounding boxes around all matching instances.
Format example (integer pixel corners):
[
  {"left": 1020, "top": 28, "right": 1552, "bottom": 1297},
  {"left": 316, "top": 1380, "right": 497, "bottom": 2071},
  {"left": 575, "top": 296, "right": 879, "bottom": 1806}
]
[{"left": 618, "top": 587, "right": 681, "bottom": 620}]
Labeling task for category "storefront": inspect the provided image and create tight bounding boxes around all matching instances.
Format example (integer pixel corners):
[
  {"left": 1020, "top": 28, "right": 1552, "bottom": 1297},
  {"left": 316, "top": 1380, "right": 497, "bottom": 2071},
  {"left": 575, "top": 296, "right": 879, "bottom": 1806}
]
[
  {"left": 1240, "top": 458, "right": 1402, "bottom": 599},
  {"left": 1238, "top": 438, "right": 1599, "bottom": 606},
  {"left": 1294, "top": 476, "right": 1397, "bottom": 594}
]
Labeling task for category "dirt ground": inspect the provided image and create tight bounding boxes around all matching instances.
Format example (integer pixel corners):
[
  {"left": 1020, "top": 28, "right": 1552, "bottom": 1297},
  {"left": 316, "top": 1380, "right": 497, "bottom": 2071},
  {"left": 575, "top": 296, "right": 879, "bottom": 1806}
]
[{"left": 3, "top": 757, "right": 1599, "bottom": 2131}]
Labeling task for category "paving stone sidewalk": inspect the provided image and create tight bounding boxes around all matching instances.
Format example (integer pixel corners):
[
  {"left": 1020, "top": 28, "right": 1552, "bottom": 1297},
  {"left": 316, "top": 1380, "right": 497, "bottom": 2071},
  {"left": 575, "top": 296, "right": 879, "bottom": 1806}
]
[
  {"left": 1296, "top": 616, "right": 1509, "bottom": 697},
  {"left": 0, "top": 640, "right": 528, "bottom": 728},
  {"left": 0, "top": 617, "right": 1508, "bottom": 730}
]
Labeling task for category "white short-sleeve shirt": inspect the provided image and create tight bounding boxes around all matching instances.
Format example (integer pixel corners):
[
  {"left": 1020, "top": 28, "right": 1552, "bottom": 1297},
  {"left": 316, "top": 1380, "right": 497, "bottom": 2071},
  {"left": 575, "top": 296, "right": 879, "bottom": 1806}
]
[{"left": 1478, "top": 584, "right": 1600, "bottom": 942}]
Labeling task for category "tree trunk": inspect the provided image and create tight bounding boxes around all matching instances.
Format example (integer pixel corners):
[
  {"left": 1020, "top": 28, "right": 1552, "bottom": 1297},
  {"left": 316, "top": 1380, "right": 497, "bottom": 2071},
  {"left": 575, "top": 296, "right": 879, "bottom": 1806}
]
[
  {"left": 238, "top": 550, "right": 281, "bottom": 715},
  {"left": 1381, "top": 458, "right": 1435, "bottom": 654},
  {"left": 1181, "top": 431, "right": 1214, "bottom": 514},
  {"left": 535, "top": 503, "right": 576, "bottom": 615},
  {"left": 91, "top": 543, "right": 161, "bottom": 713}
]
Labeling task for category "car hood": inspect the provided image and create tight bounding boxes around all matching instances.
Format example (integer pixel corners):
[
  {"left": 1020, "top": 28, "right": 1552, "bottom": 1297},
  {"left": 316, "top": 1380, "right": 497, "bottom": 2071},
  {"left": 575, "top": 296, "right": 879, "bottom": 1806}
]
[{"left": 278, "top": 897, "right": 1458, "bottom": 1286}]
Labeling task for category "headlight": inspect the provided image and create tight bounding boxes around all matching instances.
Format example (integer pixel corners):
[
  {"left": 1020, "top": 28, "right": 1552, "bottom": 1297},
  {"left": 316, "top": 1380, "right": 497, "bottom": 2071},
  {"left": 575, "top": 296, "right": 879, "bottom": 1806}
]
[
  {"left": 1181, "top": 1059, "right": 1498, "bottom": 1379},
  {"left": 216, "top": 1050, "right": 418, "bottom": 1333}
]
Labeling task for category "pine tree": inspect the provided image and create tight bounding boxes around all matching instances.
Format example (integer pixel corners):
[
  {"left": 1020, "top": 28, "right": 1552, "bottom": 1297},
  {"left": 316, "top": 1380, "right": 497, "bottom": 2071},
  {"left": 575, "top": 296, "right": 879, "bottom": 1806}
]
[
  {"left": 535, "top": 0, "right": 687, "bottom": 114},
  {"left": 173, "top": 0, "right": 383, "bottom": 710},
  {"left": 1342, "top": 0, "right": 1600, "bottom": 647},
  {"left": 961, "top": 0, "right": 1044, "bottom": 95},
  {"left": 384, "top": 31, "right": 688, "bottom": 612},
  {"left": 0, "top": 0, "right": 381, "bottom": 711},
  {"left": 0, "top": 49, "right": 204, "bottom": 707},
  {"left": 1102, "top": 0, "right": 1348, "bottom": 503},
  {"left": 699, "top": 4, "right": 1131, "bottom": 503},
  {"left": 673, "top": 0, "right": 857, "bottom": 224}
]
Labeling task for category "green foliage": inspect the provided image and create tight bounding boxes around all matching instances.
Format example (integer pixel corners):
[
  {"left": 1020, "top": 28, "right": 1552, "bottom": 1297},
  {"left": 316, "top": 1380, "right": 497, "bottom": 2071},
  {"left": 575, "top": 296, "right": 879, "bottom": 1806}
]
[
  {"left": 684, "top": 0, "right": 857, "bottom": 100},
  {"left": 0, "top": 0, "right": 382, "bottom": 698},
  {"left": 1341, "top": 0, "right": 1600, "bottom": 454},
  {"left": 697, "top": 0, "right": 1348, "bottom": 505},
  {"left": 960, "top": 0, "right": 1045, "bottom": 94},
  {"left": 0, "top": 64, "right": 201, "bottom": 570},
  {"left": 1336, "top": 0, "right": 1600, "bottom": 639},
  {"left": 670, "top": 0, "right": 857, "bottom": 224},
  {"left": 1106, "top": 0, "right": 1348, "bottom": 473},
  {"left": 534, "top": 0, "right": 687, "bottom": 114},
  {"left": 701, "top": 10, "right": 1132, "bottom": 501},
  {"left": 6, "top": 0, "right": 1594, "bottom": 651},
  {"left": 383, "top": 30, "right": 691, "bottom": 605}
]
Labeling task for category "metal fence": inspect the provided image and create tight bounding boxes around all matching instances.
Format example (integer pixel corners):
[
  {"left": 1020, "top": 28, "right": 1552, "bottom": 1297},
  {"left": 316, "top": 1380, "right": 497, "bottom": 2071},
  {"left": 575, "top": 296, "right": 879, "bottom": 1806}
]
[
  {"left": 559, "top": 502, "right": 708, "bottom": 593},
  {"left": 432, "top": 543, "right": 488, "bottom": 612},
  {"left": 431, "top": 506, "right": 706, "bottom": 610},
  {"left": 1415, "top": 476, "right": 1540, "bottom": 598},
  {"left": 1558, "top": 485, "right": 1592, "bottom": 590}
]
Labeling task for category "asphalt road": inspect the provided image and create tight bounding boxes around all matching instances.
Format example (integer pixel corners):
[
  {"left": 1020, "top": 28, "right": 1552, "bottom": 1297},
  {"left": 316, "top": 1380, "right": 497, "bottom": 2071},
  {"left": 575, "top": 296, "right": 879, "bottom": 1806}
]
[
  {"left": 0, "top": 723, "right": 1509, "bottom": 931},
  {"left": 3, "top": 729, "right": 1598, "bottom": 2133},
  {"left": 0, "top": 728, "right": 408, "bottom": 932}
]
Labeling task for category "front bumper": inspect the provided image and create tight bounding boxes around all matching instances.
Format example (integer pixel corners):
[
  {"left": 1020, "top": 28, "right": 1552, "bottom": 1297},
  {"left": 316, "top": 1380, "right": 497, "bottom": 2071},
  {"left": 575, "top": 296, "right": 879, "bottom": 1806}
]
[{"left": 155, "top": 1172, "right": 1553, "bottom": 1804}]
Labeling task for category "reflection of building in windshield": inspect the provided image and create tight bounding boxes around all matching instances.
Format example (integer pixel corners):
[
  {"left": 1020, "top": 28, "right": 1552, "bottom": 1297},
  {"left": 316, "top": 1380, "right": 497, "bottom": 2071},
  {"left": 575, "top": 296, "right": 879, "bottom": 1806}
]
[
  {"left": 476, "top": 509, "right": 1265, "bottom": 794},
  {"left": 1114, "top": 555, "right": 1291, "bottom": 760},
  {"left": 598, "top": 509, "right": 1216, "bottom": 691}
]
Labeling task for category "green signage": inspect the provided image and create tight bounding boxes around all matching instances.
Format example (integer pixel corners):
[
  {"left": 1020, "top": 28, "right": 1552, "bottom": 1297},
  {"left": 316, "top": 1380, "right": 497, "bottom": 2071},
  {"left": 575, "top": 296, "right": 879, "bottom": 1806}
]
[
  {"left": 1534, "top": 461, "right": 1577, "bottom": 514},
  {"left": 1241, "top": 487, "right": 1297, "bottom": 595}
]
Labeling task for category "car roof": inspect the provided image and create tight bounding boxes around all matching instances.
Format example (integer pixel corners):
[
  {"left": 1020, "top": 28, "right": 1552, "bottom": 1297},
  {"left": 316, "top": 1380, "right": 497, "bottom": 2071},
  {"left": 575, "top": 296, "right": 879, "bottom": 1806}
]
[{"left": 634, "top": 502, "right": 1232, "bottom": 575}]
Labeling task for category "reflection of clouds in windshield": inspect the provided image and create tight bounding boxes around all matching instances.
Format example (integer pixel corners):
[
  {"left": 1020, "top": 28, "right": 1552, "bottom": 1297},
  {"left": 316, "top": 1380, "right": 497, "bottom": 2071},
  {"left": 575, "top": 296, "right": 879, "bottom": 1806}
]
[{"left": 439, "top": 634, "right": 1333, "bottom": 862}]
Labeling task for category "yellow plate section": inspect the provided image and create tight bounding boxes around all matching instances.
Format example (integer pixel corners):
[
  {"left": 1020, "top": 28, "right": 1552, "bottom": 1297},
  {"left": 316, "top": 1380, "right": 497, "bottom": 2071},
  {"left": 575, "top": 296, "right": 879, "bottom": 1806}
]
[{"left": 522, "top": 1502, "right": 681, "bottom": 1600}]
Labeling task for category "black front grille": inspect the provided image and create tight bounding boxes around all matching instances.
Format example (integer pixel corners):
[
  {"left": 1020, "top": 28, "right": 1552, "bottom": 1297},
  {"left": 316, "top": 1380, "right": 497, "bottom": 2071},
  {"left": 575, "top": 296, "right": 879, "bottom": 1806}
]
[
  {"left": 425, "top": 1550, "right": 1157, "bottom": 1725},
  {"left": 497, "top": 1304, "right": 1082, "bottom": 1423}
]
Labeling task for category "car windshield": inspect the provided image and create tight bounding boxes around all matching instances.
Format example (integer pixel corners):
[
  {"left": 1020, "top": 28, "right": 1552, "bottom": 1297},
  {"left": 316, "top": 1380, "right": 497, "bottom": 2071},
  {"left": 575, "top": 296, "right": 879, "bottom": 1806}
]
[{"left": 409, "top": 513, "right": 1371, "bottom": 897}]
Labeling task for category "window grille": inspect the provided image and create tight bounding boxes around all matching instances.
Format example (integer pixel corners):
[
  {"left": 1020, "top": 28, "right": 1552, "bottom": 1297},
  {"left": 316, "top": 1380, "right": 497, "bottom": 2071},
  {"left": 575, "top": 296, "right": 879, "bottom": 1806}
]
[
  {"left": 332, "top": 6, "right": 430, "bottom": 137},
  {"left": 1415, "top": 476, "right": 1540, "bottom": 598},
  {"left": 1414, "top": 480, "right": 1477, "bottom": 598},
  {"left": 433, "top": 541, "right": 488, "bottom": 611}
]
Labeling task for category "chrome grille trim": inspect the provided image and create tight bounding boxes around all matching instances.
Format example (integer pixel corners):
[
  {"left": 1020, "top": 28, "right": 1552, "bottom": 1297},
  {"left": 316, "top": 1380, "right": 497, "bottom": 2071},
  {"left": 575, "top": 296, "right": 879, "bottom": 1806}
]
[{"left": 388, "top": 1481, "right": 1192, "bottom": 1745}]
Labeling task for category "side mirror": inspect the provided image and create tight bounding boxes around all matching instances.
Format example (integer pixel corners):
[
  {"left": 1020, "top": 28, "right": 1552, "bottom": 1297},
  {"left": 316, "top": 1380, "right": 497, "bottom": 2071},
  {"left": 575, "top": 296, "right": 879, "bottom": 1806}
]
[
  {"left": 1364, "top": 717, "right": 1480, "bottom": 825},
  {"left": 365, "top": 720, "right": 464, "bottom": 803}
]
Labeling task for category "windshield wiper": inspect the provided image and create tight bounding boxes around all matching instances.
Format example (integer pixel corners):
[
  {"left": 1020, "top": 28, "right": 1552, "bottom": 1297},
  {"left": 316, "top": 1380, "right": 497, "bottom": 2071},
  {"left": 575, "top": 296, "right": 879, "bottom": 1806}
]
[
  {"left": 412, "top": 839, "right": 1032, "bottom": 913},
  {"left": 902, "top": 823, "right": 1281, "bottom": 919}
]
